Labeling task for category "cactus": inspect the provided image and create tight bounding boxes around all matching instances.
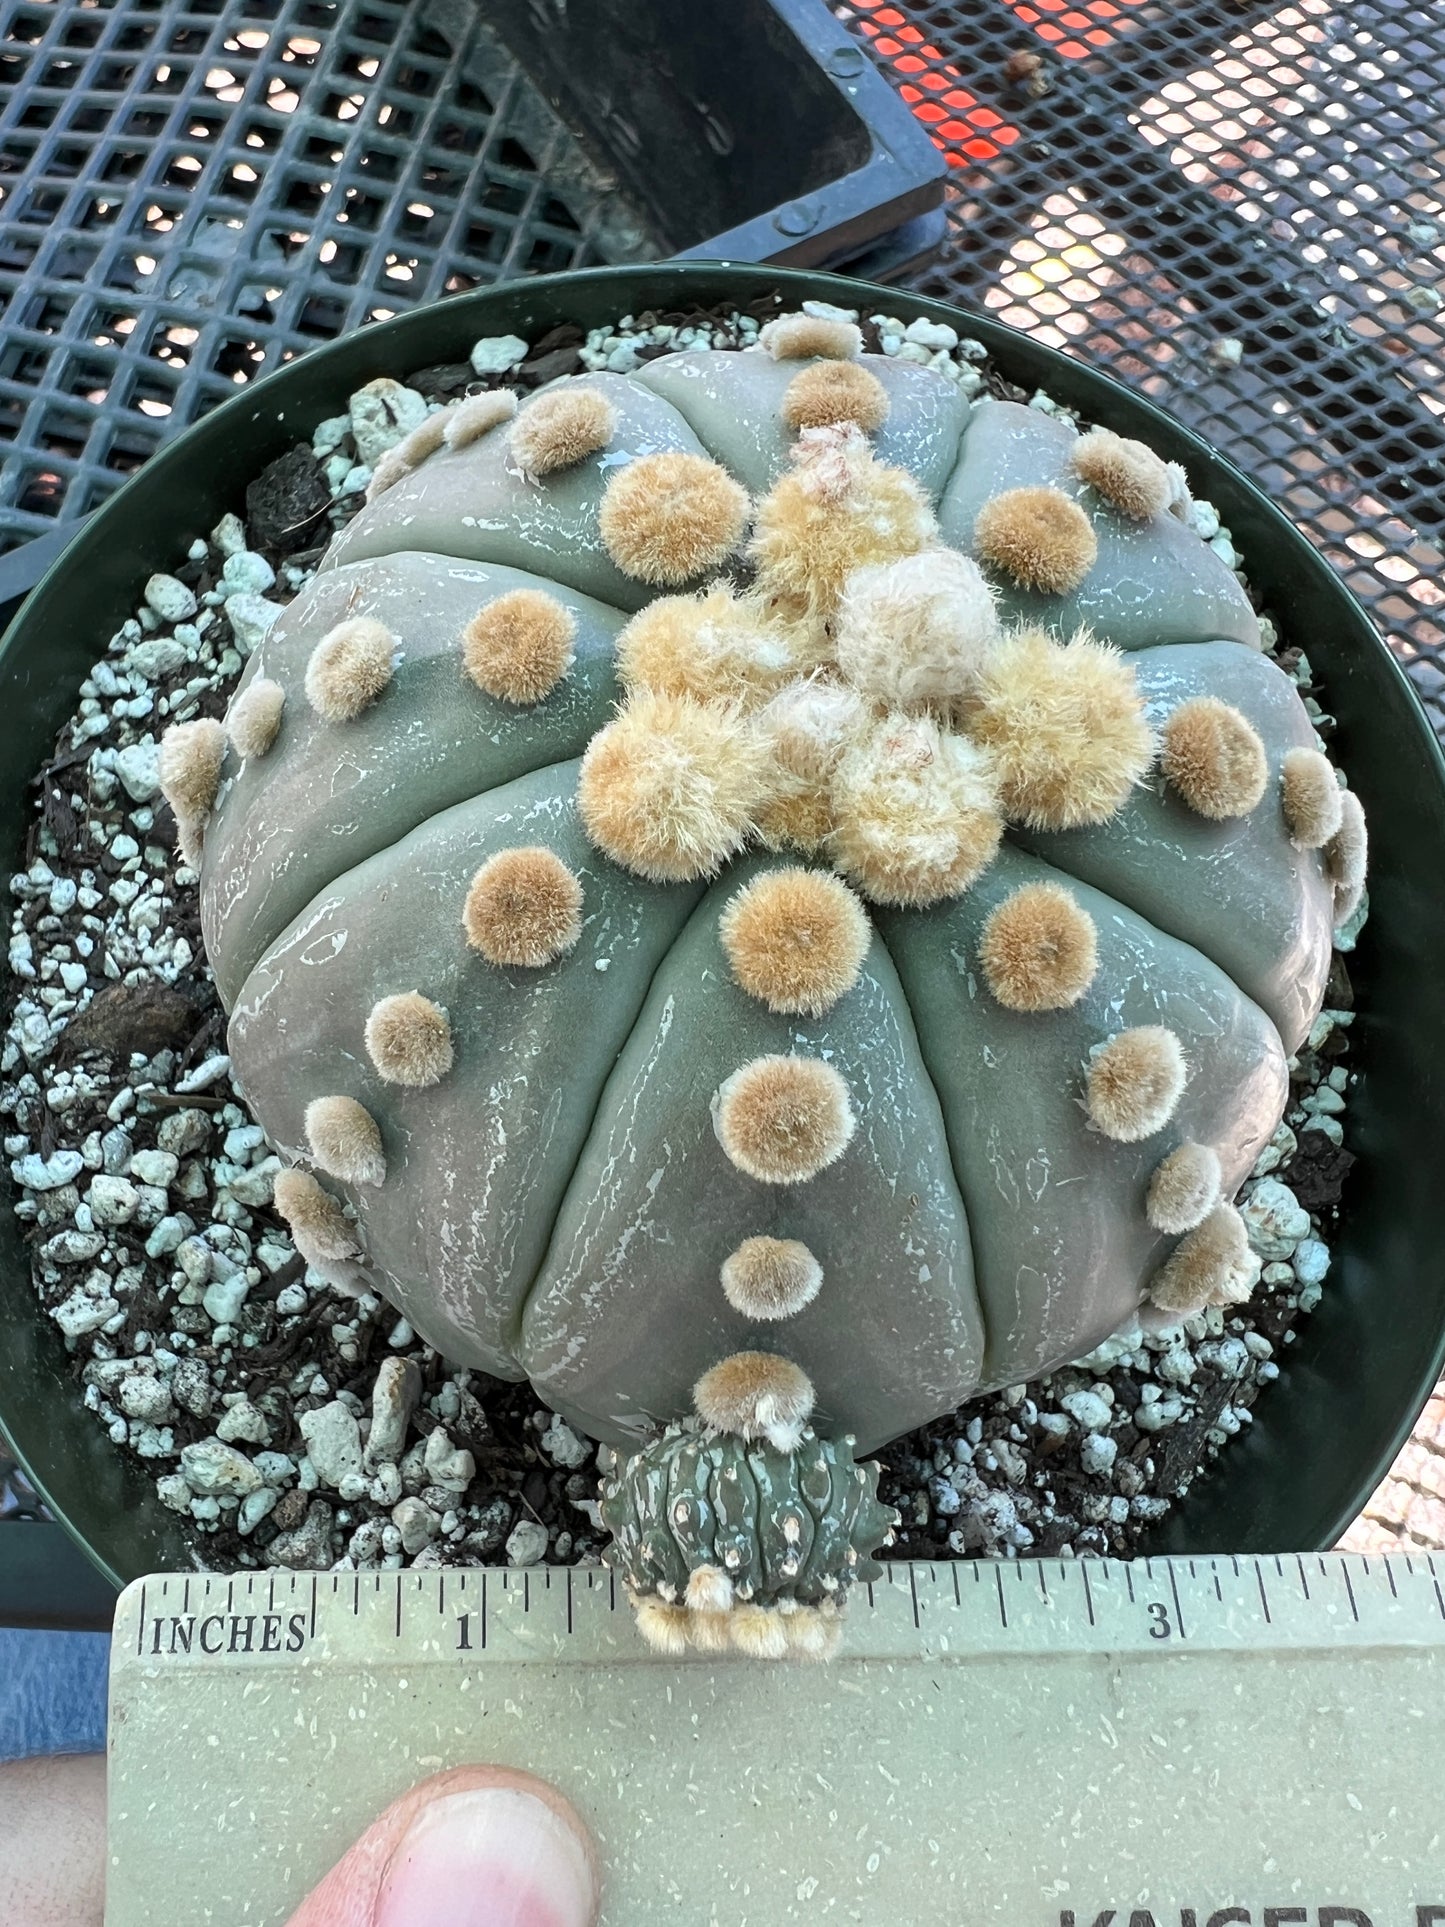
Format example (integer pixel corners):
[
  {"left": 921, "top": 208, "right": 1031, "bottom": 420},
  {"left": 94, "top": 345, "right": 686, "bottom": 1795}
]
[{"left": 165, "top": 319, "right": 1365, "bottom": 1652}]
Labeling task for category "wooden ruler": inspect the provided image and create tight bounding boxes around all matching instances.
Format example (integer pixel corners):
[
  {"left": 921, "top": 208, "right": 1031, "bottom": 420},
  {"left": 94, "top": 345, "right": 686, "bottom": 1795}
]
[{"left": 107, "top": 1554, "right": 1445, "bottom": 1926}]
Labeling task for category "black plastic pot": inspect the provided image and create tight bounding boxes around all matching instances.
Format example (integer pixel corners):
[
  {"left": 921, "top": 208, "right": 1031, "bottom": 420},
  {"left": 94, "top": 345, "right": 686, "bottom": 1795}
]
[{"left": 3, "top": 263, "right": 1443, "bottom": 1626}]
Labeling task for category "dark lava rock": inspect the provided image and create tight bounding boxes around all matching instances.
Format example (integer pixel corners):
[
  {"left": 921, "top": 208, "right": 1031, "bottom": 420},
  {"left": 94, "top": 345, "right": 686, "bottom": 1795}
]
[
  {"left": 56, "top": 980, "right": 204, "bottom": 1065},
  {"left": 245, "top": 444, "right": 331, "bottom": 553}
]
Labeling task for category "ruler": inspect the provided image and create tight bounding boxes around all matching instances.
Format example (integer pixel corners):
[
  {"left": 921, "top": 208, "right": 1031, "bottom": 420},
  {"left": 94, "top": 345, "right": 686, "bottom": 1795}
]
[{"left": 107, "top": 1554, "right": 1445, "bottom": 1927}]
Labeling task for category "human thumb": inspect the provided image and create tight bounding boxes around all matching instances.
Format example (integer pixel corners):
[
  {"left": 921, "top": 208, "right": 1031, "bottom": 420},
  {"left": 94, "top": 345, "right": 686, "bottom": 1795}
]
[{"left": 284, "top": 1764, "right": 600, "bottom": 1927}]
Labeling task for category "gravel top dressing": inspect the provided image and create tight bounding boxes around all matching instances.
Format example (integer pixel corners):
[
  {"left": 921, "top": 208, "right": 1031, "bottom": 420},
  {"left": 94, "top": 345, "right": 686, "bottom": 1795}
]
[{"left": 2, "top": 295, "right": 1365, "bottom": 1576}]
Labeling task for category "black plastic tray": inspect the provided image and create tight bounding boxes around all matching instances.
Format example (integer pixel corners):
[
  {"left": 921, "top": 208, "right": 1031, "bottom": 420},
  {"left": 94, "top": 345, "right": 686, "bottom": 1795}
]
[{"left": 4, "top": 261, "right": 1445, "bottom": 1629}]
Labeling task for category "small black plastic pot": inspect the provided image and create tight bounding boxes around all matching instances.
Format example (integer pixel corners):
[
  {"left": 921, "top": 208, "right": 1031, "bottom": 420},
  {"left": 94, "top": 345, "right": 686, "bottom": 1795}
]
[{"left": 3, "top": 264, "right": 1442, "bottom": 1625}]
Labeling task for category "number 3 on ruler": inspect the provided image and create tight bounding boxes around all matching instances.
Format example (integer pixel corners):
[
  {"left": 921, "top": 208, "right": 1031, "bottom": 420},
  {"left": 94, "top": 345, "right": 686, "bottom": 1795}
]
[{"left": 1147, "top": 1602, "right": 1173, "bottom": 1640}]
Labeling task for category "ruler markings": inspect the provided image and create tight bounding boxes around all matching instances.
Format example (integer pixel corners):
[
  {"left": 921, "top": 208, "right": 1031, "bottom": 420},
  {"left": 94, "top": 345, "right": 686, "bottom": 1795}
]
[
  {"left": 951, "top": 1565, "right": 961, "bottom": 1610},
  {"left": 1037, "top": 1563, "right": 1049, "bottom": 1603},
  {"left": 1430, "top": 1553, "right": 1445, "bottom": 1621},
  {"left": 566, "top": 1569, "right": 574, "bottom": 1636},
  {"left": 481, "top": 1571, "right": 488, "bottom": 1650},
  {"left": 1124, "top": 1564, "right": 1136, "bottom": 1603},
  {"left": 1296, "top": 1553, "right": 1311, "bottom": 1601},
  {"left": 1388, "top": 1559, "right": 1399, "bottom": 1598},
  {"left": 1081, "top": 1562, "right": 1096, "bottom": 1627},
  {"left": 994, "top": 1564, "right": 1007, "bottom": 1629},
  {"left": 394, "top": 1585, "right": 401, "bottom": 1639},
  {"left": 1255, "top": 1559, "right": 1272, "bottom": 1623},
  {"left": 1168, "top": 1559, "right": 1187, "bottom": 1641},
  {"left": 1342, "top": 1559, "right": 1360, "bottom": 1623},
  {"left": 908, "top": 1563, "right": 920, "bottom": 1629},
  {"left": 135, "top": 1582, "right": 146, "bottom": 1658}
]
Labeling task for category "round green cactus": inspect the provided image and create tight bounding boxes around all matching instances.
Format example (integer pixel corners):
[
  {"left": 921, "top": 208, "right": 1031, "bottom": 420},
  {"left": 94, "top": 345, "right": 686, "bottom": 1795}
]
[
  {"left": 600, "top": 1420, "right": 898, "bottom": 1659},
  {"left": 168, "top": 322, "right": 1365, "bottom": 1627}
]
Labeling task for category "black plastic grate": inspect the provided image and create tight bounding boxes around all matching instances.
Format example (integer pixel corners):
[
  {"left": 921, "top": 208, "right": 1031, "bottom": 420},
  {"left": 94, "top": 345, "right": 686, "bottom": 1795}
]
[
  {"left": 0, "top": 0, "right": 603, "bottom": 549},
  {"left": 844, "top": 0, "right": 1445, "bottom": 731}
]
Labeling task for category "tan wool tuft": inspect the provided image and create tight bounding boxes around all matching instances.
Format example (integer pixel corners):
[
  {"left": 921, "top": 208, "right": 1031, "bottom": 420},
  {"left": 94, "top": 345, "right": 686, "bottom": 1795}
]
[
  {"left": 634, "top": 1596, "right": 690, "bottom": 1655},
  {"left": 305, "top": 617, "right": 396, "bottom": 723},
  {"left": 715, "top": 1054, "right": 855, "bottom": 1185},
  {"left": 1145, "top": 1140, "right": 1223, "bottom": 1236},
  {"left": 749, "top": 427, "right": 937, "bottom": 623},
  {"left": 966, "top": 627, "right": 1154, "bottom": 830},
  {"left": 728, "top": 1603, "right": 791, "bottom": 1658},
  {"left": 720, "top": 1235, "right": 824, "bottom": 1320},
  {"left": 693, "top": 1349, "right": 816, "bottom": 1451},
  {"left": 1281, "top": 746, "right": 1344, "bottom": 849},
  {"left": 684, "top": 1564, "right": 735, "bottom": 1615},
  {"left": 835, "top": 548, "right": 1000, "bottom": 710},
  {"left": 1160, "top": 696, "right": 1268, "bottom": 821},
  {"left": 616, "top": 585, "right": 800, "bottom": 710},
  {"left": 781, "top": 361, "right": 890, "bottom": 435},
  {"left": 720, "top": 867, "right": 870, "bottom": 1015},
  {"left": 832, "top": 712, "right": 1003, "bottom": 908},
  {"left": 978, "top": 881, "right": 1098, "bottom": 1012},
  {"left": 226, "top": 678, "right": 285, "bottom": 761},
  {"left": 783, "top": 1603, "right": 842, "bottom": 1661},
  {"left": 758, "top": 314, "right": 863, "bottom": 361},
  {"left": 159, "top": 718, "right": 227, "bottom": 825},
  {"left": 363, "top": 992, "right": 454, "bottom": 1088},
  {"left": 1086, "top": 1026, "right": 1187, "bottom": 1143},
  {"left": 1149, "top": 1201, "right": 1253, "bottom": 1316},
  {"left": 304, "top": 1094, "right": 386, "bottom": 1187},
  {"left": 463, "top": 846, "right": 583, "bottom": 968},
  {"left": 1069, "top": 428, "right": 1172, "bottom": 523},
  {"left": 364, "top": 444, "right": 412, "bottom": 503},
  {"left": 443, "top": 388, "right": 518, "bottom": 451},
  {"left": 973, "top": 485, "right": 1098, "bottom": 595},
  {"left": 598, "top": 451, "right": 750, "bottom": 587},
  {"left": 397, "top": 408, "right": 454, "bottom": 468},
  {"left": 509, "top": 384, "right": 618, "bottom": 477},
  {"left": 273, "top": 1168, "right": 362, "bottom": 1266},
  {"left": 462, "top": 588, "right": 576, "bottom": 705},
  {"left": 578, "top": 690, "right": 768, "bottom": 883},
  {"left": 1325, "top": 789, "right": 1367, "bottom": 927},
  {"left": 753, "top": 679, "right": 868, "bottom": 854}
]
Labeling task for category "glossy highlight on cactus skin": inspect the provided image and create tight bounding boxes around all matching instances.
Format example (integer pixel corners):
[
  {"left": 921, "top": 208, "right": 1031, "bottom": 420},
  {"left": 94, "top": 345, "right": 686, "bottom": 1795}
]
[
  {"left": 463, "top": 847, "right": 583, "bottom": 968},
  {"left": 714, "top": 1055, "right": 856, "bottom": 1185}
]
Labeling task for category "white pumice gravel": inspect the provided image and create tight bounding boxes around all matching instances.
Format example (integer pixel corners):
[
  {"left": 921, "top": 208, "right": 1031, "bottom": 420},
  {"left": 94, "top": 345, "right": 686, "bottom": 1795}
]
[{"left": 3, "top": 303, "right": 1363, "bottom": 1573}]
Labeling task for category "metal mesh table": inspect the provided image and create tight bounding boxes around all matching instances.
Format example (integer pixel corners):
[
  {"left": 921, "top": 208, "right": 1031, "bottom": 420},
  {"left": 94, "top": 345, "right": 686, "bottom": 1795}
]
[
  {"left": 837, "top": 0, "right": 1445, "bottom": 736},
  {"left": 5, "top": 0, "right": 1445, "bottom": 1584}
]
